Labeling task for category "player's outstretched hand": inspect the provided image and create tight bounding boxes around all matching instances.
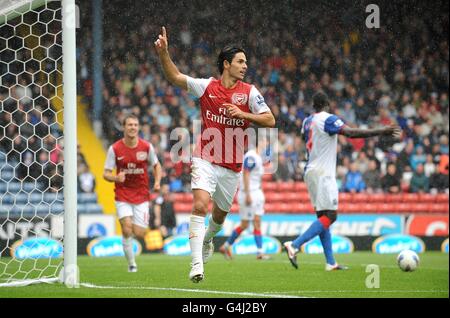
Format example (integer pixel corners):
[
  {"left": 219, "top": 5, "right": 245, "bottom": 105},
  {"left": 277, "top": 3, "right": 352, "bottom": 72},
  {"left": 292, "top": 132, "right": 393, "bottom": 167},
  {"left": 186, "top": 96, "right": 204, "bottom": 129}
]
[
  {"left": 223, "top": 103, "right": 246, "bottom": 120},
  {"left": 153, "top": 182, "right": 161, "bottom": 192},
  {"left": 383, "top": 125, "right": 402, "bottom": 139},
  {"left": 154, "top": 26, "right": 168, "bottom": 55},
  {"left": 116, "top": 171, "right": 126, "bottom": 183}
]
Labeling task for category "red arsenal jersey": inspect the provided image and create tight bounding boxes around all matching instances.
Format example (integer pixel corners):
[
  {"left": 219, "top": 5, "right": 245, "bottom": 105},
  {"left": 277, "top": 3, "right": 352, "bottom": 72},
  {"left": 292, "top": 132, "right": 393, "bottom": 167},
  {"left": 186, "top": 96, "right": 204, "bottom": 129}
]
[
  {"left": 104, "top": 138, "right": 159, "bottom": 204},
  {"left": 187, "top": 77, "right": 270, "bottom": 172}
]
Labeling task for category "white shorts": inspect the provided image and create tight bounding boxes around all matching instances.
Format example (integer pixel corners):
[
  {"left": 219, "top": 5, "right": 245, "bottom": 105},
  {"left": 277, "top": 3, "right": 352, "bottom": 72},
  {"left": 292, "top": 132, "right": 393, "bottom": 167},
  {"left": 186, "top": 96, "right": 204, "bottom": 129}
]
[
  {"left": 115, "top": 201, "right": 149, "bottom": 229},
  {"left": 191, "top": 157, "right": 241, "bottom": 212},
  {"left": 304, "top": 170, "right": 339, "bottom": 211},
  {"left": 238, "top": 189, "right": 265, "bottom": 221}
]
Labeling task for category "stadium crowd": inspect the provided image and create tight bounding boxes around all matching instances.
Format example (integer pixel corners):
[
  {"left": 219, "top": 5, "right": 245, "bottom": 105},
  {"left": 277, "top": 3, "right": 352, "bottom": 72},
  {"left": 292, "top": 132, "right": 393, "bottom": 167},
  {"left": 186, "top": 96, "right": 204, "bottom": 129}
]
[
  {"left": 0, "top": 93, "right": 95, "bottom": 194},
  {"left": 77, "top": 1, "right": 449, "bottom": 195},
  {"left": 0, "top": 6, "right": 96, "bottom": 195}
]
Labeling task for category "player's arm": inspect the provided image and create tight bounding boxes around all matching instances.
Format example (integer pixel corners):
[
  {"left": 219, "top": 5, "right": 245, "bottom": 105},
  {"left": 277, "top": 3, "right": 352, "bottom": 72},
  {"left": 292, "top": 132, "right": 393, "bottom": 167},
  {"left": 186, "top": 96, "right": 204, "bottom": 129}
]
[
  {"left": 154, "top": 26, "right": 188, "bottom": 90},
  {"left": 103, "top": 169, "right": 125, "bottom": 183},
  {"left": 148, "top": 144, "right": 162, "bottom": 192},
  {"left": 224, "top": 103, "right": 275, "bottom": 128},
  {"left": 238, "top": 110, "right": 276, "bottom": 128},
  {"left": 340, "top": 124, "right": 401, "bottom": 139},
  {"left": 103, "top": 146, "right": 125, "bottom": 183},
  {"left": 152, "top": 162, "right": 162, "bottom": 192},
  {"left": 153, "top": 199, "right": 162, "bottom": 228},
  {"left": 323, "top": 115, "right": 401, "bottom": 139}
]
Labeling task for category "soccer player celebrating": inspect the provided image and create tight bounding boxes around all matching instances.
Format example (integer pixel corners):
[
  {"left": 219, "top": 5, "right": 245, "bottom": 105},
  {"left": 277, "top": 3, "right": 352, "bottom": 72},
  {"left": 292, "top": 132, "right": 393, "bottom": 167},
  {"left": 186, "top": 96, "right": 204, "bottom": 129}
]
[
  {"left": 103, "top": 114, "right": 162, "bottom": 272},
  {"left": 284, "top": 92, "right": 401, "bottom": 271},
  {"left": 219, "top": 139, "right": 270, "bottom": 260},
  {"left": 154, "top": 27, "right": 275, "bottom": 282}
]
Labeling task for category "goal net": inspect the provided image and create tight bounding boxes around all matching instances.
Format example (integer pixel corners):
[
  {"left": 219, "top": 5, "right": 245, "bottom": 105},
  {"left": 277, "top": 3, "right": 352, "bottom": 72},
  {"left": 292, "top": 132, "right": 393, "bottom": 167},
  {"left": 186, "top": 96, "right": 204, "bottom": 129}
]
[{"left": 0, "top": 0, "right": 77, "bottom": 287}]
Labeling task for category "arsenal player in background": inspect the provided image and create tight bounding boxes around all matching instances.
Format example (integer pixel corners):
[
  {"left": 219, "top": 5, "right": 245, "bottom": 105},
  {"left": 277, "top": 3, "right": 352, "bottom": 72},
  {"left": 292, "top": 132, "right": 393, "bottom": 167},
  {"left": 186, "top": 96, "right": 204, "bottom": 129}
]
[
  {"left": 154, "top": 26, "right": 275, "bottom": 283},
  {"left": 103, "top": 114, "right": 162, "bottom": 273}
]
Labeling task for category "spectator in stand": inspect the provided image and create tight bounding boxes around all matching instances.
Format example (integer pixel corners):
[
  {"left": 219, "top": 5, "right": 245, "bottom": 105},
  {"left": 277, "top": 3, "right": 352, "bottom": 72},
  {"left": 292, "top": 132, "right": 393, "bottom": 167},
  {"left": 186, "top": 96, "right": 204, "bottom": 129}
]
[
  {"left": 424, "top": 154, "right": 436, "bottom": 177},
  {"left": 409, "top": 164, "right": 429, "bottom": 193},
  {"left": 381, "top": 163, "right": 401, "bottom": 194},
  {"left": 340, "top": 101, "right": 356, "bottom": 125},
  {"left": 153, "top": 184, "right": 177, "bottom": 238},
  {"left": 363, "top": 160, "right": 382, "bottom": 193},
  {"left": 274, "top": 155, "right": 292, "bottom": 182},
  {"left": 429, "top": 163, "right": 449, "bottom": 194},
  {"left": 344, "top": 162, "right": 366, "bottom": 193},
  {"left": 168, "top": 170, "right": 183, "bottom": 193},
  {"left": 440, "top": 135, "right": 449, "bottom": 155},
  {"left": 355, "top": 152, "right": 370, "bottom": 174},
  {"left": 78, "top": 163, "right": 96, "bottom": 193},
  {"left": 180, "top": 164, "right": 192, "bottom": 192},
  {"left": 354, "top": 96, "right": 370, "bottom": 125},
  {"left": 410, "top": 145, "right": 427, "bottom": 171}
]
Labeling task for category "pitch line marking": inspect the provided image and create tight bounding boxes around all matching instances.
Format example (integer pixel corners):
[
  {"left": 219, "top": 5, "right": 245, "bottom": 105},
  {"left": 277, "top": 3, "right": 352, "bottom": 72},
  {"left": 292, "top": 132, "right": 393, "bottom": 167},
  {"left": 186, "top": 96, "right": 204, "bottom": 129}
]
[
  {"left": 281, "top": 290, "right": 448, "bottom": 294},
  {"left": 81, "top": 282, "right": 310, "bottom": 298}
]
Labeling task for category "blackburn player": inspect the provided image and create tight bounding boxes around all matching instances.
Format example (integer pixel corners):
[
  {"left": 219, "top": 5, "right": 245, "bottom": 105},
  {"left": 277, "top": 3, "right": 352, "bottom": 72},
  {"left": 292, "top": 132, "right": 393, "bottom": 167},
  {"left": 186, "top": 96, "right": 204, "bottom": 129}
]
[
  {"left": 219, "top": 139, "right": 270, "bottom": 260},
  {"left": 284, "top": 92, "right": 401, "bottom": 270},
  {"left": 103, "top": 114, "right": 162, "bottom": 272},
  {"left": 154, "top": 27, "right": 275, "bottom": 282}
]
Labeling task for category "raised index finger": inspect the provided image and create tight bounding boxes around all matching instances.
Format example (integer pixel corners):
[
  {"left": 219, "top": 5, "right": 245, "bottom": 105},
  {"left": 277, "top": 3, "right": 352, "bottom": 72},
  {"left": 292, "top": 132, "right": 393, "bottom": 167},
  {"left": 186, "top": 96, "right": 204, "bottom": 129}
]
[{"left": 162, "top": 26, "right": 167, "bottom": 38}]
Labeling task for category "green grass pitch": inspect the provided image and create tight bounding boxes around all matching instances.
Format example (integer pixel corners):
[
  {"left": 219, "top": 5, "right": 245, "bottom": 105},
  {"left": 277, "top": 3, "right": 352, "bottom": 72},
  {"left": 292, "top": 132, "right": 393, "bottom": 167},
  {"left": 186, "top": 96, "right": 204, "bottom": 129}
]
[{"left": 0, "top": 252, "right": 448, "bottom": 298}]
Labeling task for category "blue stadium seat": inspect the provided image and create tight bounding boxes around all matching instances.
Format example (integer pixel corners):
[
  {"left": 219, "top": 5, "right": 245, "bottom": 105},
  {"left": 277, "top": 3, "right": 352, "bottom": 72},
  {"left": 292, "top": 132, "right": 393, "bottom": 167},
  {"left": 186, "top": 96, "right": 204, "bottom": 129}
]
[
  {"left": 1, "top": 194, "right": 14, "bottom": 205},
  {"left": 6, "top": 182, "right": 21, "bottom": 194},
  {"left": 23, "top": 182, "right": 37, "bottom": 193},
  {"left": 30, "top": 192, "right": 44, "bottom": 203},
  {"left": 43, "top": 192, "right": 58, "bottom": 204},
  {"left": 14, "top": 193, "right": 29, "bottom": 204},
  {"left": 0, "top": 170, "right": 14, "bottom": 182},
  {"left": 0, "top": 204, "right": 13, "bottom": 214},
  {"left": 7, "top": 204, "right": 35, "bottom": 217},
  {"left": 36, "top": 204, "right": 51, "bottom": 216},
  {"left": 21, "top": 204, "right": 36, "bottom": 217},
  {"left": 78, "top": 192, "right": 98, "bottom": 204},
  {"left": 50, "top": 203, "right": 64, "bottom": 215},
  {"left": 1, "top": 164, "right": 13, "bottom": 173},
  {"left": 83, "top": 203, "right": 103, "bottom": 214},
  {"left": 77, "top": 203, "right": 87, "bottom": 214},
  {"left": 56, "top": 192, "right": 64, "bottom": 201}
]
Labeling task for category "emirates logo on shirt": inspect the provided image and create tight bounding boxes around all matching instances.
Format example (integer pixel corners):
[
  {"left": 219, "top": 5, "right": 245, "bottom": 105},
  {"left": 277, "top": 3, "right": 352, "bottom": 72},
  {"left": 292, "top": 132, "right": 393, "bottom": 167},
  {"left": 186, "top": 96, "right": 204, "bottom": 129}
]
[
  {"left": 136, "top": 151, "right": 147, "bottom": 161},
  {"left": 231, "top": 93, "right": 248, "bottom": 106}
]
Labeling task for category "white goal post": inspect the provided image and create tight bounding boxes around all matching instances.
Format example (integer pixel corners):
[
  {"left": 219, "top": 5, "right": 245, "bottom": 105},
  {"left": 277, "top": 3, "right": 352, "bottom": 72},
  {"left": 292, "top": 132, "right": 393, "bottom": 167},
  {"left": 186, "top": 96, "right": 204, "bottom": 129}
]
[{"left": 0, "top": 0, "right": 78, "bottom": 287}]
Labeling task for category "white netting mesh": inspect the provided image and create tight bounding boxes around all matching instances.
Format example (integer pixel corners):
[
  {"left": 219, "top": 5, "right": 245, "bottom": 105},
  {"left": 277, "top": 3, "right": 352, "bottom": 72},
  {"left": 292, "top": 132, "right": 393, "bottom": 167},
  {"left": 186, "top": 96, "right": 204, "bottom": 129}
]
[{"left": 0, "top": 0, "right": 64, "bottom": 285}]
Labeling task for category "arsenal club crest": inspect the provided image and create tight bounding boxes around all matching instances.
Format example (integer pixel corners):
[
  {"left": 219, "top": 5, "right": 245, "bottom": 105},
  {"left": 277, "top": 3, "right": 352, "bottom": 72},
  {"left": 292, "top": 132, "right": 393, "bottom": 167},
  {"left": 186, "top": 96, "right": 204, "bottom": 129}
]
[
  {"left": 136, "top": 151, "right": 148, "bottom": 161},
  {"left": 231, "top": 93, "right": 248, "bottom": 106}
]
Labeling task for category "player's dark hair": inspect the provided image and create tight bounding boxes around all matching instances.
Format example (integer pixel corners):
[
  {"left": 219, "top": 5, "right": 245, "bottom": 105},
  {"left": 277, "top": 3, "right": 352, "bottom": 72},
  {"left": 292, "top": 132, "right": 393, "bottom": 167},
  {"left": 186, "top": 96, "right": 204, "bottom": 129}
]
[
  {"left": 123, "top": 114, "right": 140, "bottom": 126},
  {"left": 312, "top": 92, "right": 330, "bottom": 112},
  {"left": 217, "top": 45, "right": 246, "bottom": 74}
]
